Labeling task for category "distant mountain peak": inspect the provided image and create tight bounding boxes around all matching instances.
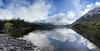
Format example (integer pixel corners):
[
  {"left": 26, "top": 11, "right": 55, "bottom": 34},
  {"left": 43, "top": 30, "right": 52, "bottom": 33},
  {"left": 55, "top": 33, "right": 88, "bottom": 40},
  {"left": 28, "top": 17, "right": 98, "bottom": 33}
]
[
  {"left": 74, "top": 7, "right": 100, "bottom": 23},
  {"left": 72, "top": 7, "right": 100, "bottom": 47},
  {"left": 88, "top": 7, "right": 100, "bottom": 13}
]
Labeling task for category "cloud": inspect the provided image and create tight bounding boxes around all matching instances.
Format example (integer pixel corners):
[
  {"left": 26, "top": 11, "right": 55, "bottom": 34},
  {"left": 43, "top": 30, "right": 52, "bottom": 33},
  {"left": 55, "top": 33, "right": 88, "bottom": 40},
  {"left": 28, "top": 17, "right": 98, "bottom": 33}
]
[
  {"left": 43, "top": 0, "right": 91, "bottom": 25},
  {"left": 64, "top": 0, "right": 80, "bottom": 10},
  {"left": 14, "top": 0, "right": 52, "bottom": 22},
  {"left": 95, "top": 2, "right": 100, "bottom": 6},
  {"left": 46, "top": 11, "right": 76, "bottom": 25},
  {"left": 47, "top": 1, "right": 100, "bottom": 25},
  {"left": 44, "top": 0, "right": 87, "bottom": 25},
  {"left": 0, "top": 9, "right": 13, "bottom": 19},
  {"left": 22, "top": 28, "right": 97, "bottom": 51},
  {"left": 81, "top": 3, "right": 95, "bottom": 16},
  {"left": 0, "top": 0, "right": 99, "bottom": 25},
  {"left": 0, "top": 0, "right": 52, "bottom": 22},
  {"left": 80, "top": 2, "right": 100, "bottom": 16}
]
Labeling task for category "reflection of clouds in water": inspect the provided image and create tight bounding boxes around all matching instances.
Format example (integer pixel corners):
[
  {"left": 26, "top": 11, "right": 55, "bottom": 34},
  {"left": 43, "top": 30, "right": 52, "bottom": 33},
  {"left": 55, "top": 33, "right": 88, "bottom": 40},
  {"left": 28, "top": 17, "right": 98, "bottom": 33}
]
[
  {"left": 23, "top": 32, "right": 50, "bottom": 49},
  {"left": 22, "top": 28, "right": 97, "bottom": 51}
]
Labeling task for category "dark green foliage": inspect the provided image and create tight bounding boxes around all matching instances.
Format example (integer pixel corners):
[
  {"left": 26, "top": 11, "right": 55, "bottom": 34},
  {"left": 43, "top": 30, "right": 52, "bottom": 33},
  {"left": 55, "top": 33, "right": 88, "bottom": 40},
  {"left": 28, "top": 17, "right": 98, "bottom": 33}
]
[
  {"left": 4, "top": 22, "right": 14, "bottom": 34},
  {"left": 0, "top": 19, "right": 55, "bottom": 38}
]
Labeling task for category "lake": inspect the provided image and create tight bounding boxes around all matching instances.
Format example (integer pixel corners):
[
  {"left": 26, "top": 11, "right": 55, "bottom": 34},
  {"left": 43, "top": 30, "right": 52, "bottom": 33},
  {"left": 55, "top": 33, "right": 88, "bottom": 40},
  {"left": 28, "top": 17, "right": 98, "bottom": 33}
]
[{"left": 20, "top": 28, "right": 98, "bottom": 51}]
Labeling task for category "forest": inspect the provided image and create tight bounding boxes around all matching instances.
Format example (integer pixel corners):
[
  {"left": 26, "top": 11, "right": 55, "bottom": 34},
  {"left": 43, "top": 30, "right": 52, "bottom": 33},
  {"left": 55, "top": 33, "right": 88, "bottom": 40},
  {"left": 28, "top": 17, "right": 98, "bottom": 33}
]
[{"left": 0, "top": 19, "right": 55, "bottom": 38}]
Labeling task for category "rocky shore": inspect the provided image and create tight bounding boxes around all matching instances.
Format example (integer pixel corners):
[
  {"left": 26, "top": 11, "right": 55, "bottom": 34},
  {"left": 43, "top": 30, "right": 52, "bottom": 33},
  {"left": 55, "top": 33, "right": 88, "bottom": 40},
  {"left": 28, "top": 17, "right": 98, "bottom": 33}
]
[{"left": 0, "top": 34, "right": 38, "bottom": 51}]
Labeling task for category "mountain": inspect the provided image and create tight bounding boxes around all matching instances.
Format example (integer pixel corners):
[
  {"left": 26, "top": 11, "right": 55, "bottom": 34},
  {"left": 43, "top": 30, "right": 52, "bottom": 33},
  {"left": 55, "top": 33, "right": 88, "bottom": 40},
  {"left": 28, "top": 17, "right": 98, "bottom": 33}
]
[
  {"left": 0, "top": 19, "right": 56, "bottom": 38},
  {"left": 73, "top": 7, "right": 100, "bottom": 24},
  {"left": 72, "top": 7, "right": 100, "bottom": 47}
]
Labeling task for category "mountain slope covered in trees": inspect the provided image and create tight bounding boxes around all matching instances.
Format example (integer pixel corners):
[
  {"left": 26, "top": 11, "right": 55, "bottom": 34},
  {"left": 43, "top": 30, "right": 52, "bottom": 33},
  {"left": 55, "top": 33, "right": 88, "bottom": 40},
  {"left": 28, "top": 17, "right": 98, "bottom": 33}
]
[{"left": 0, "top": 19, "right": 55, "bottom": 38}]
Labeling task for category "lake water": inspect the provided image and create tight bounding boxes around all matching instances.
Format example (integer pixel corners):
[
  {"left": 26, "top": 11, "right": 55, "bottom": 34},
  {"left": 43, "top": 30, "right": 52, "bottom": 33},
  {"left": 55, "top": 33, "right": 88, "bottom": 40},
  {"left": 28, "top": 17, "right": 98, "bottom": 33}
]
[{"left": 21, "top": 28, "right": 98, "bottom": 51}]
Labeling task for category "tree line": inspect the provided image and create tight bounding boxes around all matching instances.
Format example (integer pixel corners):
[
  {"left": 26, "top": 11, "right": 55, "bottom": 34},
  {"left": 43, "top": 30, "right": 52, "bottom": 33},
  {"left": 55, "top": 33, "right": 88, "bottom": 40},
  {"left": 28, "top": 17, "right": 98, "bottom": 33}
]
[{"left": 0, "top": 19, "right": 55, "bottom": 38}]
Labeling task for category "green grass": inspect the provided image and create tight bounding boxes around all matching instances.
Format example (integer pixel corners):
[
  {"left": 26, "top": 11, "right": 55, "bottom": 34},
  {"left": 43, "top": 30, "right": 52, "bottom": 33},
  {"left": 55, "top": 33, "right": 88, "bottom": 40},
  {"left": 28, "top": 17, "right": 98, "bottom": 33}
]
[{"left": 73, "top": 21, "right": 100, "bottom": 47}]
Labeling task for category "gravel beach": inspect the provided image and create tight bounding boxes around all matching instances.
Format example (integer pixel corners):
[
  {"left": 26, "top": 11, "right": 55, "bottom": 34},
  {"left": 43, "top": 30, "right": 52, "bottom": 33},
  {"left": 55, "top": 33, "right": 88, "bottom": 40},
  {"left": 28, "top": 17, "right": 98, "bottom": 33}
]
[{"left": 0, "top": 34, "right": 38, "bottom": 51}]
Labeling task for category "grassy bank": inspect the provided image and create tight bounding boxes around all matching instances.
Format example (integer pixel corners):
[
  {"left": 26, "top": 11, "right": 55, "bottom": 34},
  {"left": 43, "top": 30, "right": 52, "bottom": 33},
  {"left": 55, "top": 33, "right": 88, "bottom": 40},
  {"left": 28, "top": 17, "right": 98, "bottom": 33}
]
[{"left": 73, "top": 21, "right": 100, "bottom": 47}]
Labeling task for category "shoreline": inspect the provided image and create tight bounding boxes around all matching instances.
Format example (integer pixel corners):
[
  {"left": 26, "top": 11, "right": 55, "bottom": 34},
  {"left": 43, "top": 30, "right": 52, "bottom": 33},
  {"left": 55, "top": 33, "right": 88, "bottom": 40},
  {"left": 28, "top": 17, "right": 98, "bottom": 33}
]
[{"left": 0, "top": 34, "right": 38, "bottom": 51}]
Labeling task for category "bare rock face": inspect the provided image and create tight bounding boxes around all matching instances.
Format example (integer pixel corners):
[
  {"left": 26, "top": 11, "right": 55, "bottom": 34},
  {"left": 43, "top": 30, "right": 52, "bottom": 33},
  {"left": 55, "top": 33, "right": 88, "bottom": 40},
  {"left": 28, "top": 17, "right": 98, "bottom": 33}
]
[
  {"left": 0, "top": 34, "right": 38, "bottom": 51},
  {"left": 72, "top": 7, "right": 100, "bottom": 47}
]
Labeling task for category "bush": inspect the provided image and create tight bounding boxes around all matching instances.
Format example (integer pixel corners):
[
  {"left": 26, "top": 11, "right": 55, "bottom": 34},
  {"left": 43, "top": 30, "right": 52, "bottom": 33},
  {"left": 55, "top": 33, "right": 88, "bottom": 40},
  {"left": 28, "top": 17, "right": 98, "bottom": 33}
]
[{"left": 4, "top": 22, "right": 14, "bottom": 34}]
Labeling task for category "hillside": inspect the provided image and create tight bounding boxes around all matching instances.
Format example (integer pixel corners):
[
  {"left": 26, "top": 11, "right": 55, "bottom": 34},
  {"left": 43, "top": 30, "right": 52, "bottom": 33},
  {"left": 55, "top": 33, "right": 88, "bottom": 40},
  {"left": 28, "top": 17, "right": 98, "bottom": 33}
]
[
  {"left": 72, "top": 7, "right": 100, "bottom": 47},
  {"left": 0, "top": 19, "right": 55, "bottom": 38}
]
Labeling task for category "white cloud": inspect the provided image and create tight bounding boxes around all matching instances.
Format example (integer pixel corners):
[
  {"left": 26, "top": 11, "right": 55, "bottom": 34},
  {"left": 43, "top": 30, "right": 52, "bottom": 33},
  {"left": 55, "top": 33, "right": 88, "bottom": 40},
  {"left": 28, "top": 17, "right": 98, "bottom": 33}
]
[
  {"left": 46, "top": 11, "right": 76, "bottom": 25},
  {"left": 67, "top": 11, "right": 76, "bottom": 20},
  {"left": 0, "top": 9, "right": 13, "bottom": 20},
  {"left": 45, "top": 2, "right": 95, "bottom": 25},
  {"left": 80, "top": 2, "right": 100, "bottom": 16},
  {"left": 44, "top": 0, "right": 93, "bottom": 25},
  {"left": 95, "top": 2, "right": 100, "bottom": 6},
  {"left": 80, "top": 3, "right": 94, "bottom": 16},
  {"left": 0, "top": 0, "right": 52, "bottom": 22},
  {"left": 0, "top": 0, "right": 99, "bottom": 25},
  {"left": 14, "top": 0, "right": 52, "bottom": 22}
]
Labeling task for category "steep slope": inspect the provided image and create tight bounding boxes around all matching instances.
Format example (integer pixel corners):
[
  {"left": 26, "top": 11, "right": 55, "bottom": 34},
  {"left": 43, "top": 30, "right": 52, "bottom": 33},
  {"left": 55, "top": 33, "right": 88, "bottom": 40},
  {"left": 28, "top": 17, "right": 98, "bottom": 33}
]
[
  {"left": 73, "top": 7, "right": 100, "bottom": 24},
  {"left": 72, "top": 7, "right": 100, "bottom": 47}
]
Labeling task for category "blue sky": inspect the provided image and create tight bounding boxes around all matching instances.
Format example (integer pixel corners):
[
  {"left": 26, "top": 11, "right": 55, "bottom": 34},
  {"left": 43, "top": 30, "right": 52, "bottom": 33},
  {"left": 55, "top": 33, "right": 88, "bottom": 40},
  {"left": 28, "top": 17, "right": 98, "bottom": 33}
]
[{"left": 0, "top": 0, "right": 100, "bottom": 25}]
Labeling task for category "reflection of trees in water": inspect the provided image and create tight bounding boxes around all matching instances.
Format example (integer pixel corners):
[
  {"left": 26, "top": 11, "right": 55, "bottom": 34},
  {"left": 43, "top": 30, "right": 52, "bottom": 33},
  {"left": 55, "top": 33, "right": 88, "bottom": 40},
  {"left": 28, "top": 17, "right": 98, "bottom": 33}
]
[
  {"left": 0, "top": 19, "right": 55, "bottom": 38},
  {"left": 23, "top": 28, "right": 98, "bottom": 51},
  {"left": 0, "top": 19, "right": 98, "bottom": 51}
]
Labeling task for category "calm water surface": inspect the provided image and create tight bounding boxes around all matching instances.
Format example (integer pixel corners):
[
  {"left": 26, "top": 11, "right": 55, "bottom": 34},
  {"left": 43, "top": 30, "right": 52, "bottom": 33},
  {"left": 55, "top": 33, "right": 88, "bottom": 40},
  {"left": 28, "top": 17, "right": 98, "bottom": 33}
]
[{"left": 21, "top": 28, "right": 97, "bottom": 51}]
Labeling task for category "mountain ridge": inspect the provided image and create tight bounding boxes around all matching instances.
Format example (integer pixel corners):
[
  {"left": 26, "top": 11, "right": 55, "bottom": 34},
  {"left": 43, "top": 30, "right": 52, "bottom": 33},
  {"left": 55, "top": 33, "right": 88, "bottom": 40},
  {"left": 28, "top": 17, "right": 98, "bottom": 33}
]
[{"left": 72, "top": 7, "right": 100, "bottom": 48}]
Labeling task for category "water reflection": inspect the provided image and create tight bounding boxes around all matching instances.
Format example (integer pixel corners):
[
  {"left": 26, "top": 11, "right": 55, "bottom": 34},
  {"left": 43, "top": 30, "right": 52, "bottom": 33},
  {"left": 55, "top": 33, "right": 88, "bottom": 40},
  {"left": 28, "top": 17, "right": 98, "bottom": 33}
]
[{"left": 22, "top": 28, "right": 97, "bottom": 51}]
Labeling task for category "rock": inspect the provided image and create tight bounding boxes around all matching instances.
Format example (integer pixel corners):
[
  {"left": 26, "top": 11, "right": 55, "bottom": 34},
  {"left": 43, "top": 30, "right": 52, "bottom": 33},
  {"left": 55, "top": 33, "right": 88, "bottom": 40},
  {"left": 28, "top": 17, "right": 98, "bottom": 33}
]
[{"left": 0, "top": 34, "right": 38, "bottom": 51}]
